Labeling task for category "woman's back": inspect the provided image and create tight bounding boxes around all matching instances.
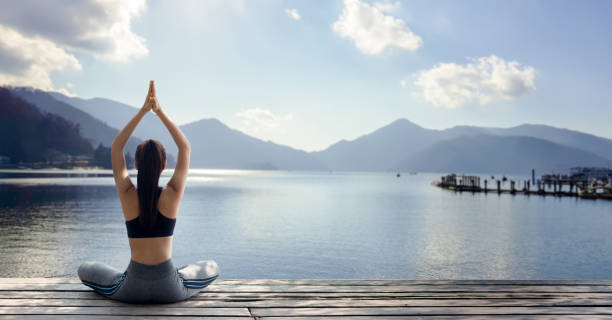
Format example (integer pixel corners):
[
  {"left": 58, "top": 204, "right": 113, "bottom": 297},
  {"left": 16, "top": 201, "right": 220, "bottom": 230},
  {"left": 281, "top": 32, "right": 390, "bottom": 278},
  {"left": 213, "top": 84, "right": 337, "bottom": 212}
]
[{"left": 122, "top": 187, "right": 176, "bottom": 265}]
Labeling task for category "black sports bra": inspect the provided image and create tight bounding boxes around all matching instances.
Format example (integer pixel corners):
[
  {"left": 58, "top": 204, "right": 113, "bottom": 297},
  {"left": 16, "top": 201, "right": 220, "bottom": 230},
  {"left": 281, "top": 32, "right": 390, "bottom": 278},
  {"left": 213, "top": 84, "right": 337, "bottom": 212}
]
[{"left": 125, "top": 187, "right": 176, "bottom": 238}]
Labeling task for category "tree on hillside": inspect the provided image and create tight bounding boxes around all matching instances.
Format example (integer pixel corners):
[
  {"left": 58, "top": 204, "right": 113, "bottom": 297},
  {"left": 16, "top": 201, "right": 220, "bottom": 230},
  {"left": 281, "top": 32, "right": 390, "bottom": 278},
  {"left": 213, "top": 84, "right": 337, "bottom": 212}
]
[
  {"left": 94, "top": 144, "right": 134, "bottom": 169},
  {"left": 94, "top": 144, "right": 112, "bottom": 168},
  {"left": 125, "top": 151, "right": 135, "bottom": 169}
]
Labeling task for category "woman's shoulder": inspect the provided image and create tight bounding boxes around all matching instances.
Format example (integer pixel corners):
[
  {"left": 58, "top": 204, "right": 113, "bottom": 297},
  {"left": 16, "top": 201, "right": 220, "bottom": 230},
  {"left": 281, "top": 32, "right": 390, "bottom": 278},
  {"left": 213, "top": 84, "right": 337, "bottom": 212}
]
[
  {"left": 157, "top": 186, "right": 179, "bottom": 219},
  {"left": 121, "top": 188, "right": 140, "bottom": 221}
]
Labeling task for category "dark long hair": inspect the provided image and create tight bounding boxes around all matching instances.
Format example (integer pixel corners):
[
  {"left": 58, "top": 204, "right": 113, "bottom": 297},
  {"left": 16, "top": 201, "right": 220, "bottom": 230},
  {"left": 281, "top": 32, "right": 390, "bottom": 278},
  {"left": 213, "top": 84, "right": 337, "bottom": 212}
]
[{"left": 135, "top": 139, "right": 166, "bottom": 228}]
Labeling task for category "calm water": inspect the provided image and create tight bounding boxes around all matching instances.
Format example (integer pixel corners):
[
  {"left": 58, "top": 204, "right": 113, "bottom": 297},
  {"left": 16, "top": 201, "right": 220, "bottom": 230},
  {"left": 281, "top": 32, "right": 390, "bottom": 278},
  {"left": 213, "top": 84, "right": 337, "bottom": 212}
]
[{"left": 0, "top": 169, "right": 611, "bottom": 279}]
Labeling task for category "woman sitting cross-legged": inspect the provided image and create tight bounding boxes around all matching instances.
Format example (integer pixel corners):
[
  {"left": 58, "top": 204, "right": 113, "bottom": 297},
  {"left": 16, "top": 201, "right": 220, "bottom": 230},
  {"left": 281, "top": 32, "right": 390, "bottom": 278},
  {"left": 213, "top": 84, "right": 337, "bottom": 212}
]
[{"left": 77, "top": 81, "right": 218, "bottom": 303}]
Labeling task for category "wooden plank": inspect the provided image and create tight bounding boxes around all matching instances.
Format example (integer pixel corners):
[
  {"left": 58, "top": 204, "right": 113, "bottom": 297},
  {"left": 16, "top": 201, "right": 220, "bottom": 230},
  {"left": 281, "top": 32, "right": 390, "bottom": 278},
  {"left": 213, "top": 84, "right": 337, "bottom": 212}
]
[
  {"left": 1, "top": 297, "right": 612, "bottom": 308},
  {"left": 4, "top": 316, "right": 611, "bottom": 320},
  {"left": 216, "top": 279, "right": 612, "bottom": 286},
  {"left": 0, "top": 306, "right": 250, "bottom": 316},
  {"left": 220, "top": 285, "right": 612, "bottom": 294},
  {"left": 4, "top": 290, "right": 612, "bottom": 300},
  {"left": 8, "top": 316, "right": 608, "bottom": 320},
  {"left": 3, "top": 278, "right": 612, "bottom": 286},
  {"left": 0, "top": 316, "right": 249, "bottom": 320},
  {"left": 3, "top": 313, "right": 609, "bottom": 319},
  {"left": 0, "top": 279, "right": 82, "bottom": 284},
  {"left": 0, "top": 292, "right": 104, "bottom": 299},
  {"left": 251, "top": 306, "right": 612, "bottom": 317},
  {"left": 191, "top": 291, "right": 612, "bottom": 299},
  {"left": 0, "top": 315, "right": 250, "bottom": 320},
  {"left": 205, "top": 284, "right": 612, "bottom": 293},
  {"left": 3, "top": 283, "right": 612, "bottom": 293},
  {"left": 262, "top": 317, "right": 612, "bottom": 320}
]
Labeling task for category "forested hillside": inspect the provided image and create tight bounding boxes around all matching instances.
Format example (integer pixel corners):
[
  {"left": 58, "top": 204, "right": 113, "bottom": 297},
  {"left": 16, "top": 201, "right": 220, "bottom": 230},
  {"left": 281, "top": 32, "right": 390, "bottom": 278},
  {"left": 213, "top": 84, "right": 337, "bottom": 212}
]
[{"left": 0, "top": 88, "right": 93, "bottom": 164}]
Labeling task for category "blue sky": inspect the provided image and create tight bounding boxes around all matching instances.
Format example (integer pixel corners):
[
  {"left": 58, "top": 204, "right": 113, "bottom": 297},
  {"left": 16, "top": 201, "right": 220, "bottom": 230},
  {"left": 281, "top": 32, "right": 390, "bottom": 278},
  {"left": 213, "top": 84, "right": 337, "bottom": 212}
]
[{"left": 1, "top": 1, "right": 612, "bottom": 151}]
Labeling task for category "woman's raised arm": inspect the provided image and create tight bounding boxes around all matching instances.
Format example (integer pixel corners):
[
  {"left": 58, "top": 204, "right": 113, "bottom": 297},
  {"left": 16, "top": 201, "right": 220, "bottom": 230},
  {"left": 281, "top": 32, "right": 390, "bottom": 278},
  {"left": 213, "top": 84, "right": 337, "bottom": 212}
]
[
  {"left": 111, "top": 82, "right": 153, "bottom": 193},
  {"left": 149, "top": 82, "right": 190, "bottom": 197}
]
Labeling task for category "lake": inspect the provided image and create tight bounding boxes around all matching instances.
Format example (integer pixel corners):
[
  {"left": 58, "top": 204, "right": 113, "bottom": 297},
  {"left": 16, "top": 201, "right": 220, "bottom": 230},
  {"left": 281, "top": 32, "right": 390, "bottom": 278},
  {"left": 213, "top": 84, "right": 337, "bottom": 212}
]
[{"left": 0, "top": 169, "right": 611, "bottom": 279}]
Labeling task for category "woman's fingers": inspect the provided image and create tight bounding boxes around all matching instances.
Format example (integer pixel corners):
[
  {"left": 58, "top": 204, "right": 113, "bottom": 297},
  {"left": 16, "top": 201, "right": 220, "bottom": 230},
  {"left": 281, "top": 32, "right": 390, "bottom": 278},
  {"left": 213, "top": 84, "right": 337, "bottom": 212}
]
[
  {"left": 141, "top": 80, "right": 157, "bottom": 112},
  {"left": 142, "top": 82, "right": 152, "bottom": 109},
  {"left": 148, "top": 81, "right": 153, "bottom": 96},
  {"left": 151, "top": 96, "right": 161, "bottom": 112}
]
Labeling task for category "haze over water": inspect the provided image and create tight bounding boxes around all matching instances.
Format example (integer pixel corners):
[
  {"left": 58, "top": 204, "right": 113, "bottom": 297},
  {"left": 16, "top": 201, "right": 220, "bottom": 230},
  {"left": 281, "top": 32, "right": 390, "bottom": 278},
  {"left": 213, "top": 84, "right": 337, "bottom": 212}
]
[{"left": 0, "top": 169, "right": 610, "bottom": 279}]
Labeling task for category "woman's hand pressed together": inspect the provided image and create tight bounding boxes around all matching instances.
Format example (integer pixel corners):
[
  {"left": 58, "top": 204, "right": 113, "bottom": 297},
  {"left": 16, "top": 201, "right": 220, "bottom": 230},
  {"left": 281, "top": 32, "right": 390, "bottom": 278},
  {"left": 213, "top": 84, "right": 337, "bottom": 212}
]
[
  {"left": 141, "top": 80, "right": 155, "bottom": 113},
  {"left": 149, "top": 81, "right": 162, "bottom": 114}
]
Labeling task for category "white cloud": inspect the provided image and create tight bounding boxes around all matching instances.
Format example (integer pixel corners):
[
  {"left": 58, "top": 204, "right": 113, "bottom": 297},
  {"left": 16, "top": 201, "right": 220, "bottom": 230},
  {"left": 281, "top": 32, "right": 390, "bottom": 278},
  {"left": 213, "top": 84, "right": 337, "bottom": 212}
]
[
  {"left": 0, "top": 0, "right": 148, "bottom": 93},
  {"left": 400, "top": 80, "right": 408, "bottom": 88},
  {"left": 0, "top": 25, "right": 82, "bottom": 94},
  {"left": 414, "top": 55, "right": 536, "bottom": 108},
  {"left": 236, "top": 108, "right": 294, "bottom": 134},
  {"left": 332, "top": 0, "right": 422, "bottom": 55},
  {"left": 374, "top": 1, "right": 401, "bottom": 13},
  {"left": 0, "top": 0, "right": 148, "bottom": 62},
  {"left": 285, "top": 8, "right": 301, "bottom": 21}
]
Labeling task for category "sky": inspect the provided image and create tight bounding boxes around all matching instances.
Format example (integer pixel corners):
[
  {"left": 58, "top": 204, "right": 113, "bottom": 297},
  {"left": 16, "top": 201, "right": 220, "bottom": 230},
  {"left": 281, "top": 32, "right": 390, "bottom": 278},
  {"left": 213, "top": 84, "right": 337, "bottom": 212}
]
[{"left": 1, "top": 0, "right": 612, "bottom": 151}]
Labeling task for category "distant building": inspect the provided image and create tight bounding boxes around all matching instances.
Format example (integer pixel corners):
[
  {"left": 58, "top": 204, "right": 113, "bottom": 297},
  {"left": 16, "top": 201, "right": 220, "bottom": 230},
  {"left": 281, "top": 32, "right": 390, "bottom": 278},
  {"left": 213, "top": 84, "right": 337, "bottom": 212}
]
[
  {"left": 570, "top": 167, "right": 612, "bottom": 181},
  {"left": 440, "top": 174, "right": 481, "bottom": 188}
]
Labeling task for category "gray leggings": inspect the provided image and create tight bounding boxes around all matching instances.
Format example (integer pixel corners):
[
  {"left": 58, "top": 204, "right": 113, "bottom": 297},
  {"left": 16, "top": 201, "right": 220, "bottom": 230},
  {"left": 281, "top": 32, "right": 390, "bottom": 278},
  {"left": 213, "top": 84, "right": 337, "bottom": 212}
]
[{"left": 77, "top": 259, "right": 219, "bottom": 303}]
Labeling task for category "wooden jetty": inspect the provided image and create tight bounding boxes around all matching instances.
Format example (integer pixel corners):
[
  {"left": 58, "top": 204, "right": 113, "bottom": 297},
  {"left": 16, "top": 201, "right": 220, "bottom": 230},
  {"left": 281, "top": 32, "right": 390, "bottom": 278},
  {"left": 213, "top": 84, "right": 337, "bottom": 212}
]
[
  {"left": 2, "top": 278, "right": 612, "bottom": 318},
  {"left": 436, "top": 174, "right": 612, "bottom": 200}
]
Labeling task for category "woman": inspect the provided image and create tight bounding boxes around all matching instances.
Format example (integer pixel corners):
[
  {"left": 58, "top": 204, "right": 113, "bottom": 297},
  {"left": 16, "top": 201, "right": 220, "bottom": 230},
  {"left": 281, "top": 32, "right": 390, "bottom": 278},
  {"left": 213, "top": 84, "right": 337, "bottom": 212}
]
[{"left": 77, "top": 81, "right": 218, "bottom": 303}]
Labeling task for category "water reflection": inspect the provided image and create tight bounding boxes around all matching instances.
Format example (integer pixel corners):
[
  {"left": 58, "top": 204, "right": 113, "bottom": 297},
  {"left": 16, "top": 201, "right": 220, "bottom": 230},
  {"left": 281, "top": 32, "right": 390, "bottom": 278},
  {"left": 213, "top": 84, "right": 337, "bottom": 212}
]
[
  {"left": 0, "top": 184, "right": 126, "bottom": 277},
  {"left": 0, "top": 170, "right": 611, "bottom": 279}
]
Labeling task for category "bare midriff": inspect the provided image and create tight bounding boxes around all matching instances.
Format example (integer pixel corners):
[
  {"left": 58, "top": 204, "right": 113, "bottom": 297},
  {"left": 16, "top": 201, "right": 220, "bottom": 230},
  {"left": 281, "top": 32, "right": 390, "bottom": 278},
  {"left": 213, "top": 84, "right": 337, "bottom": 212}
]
[{"left": 129, "top": 237, "right": 173, "bottom": 265}]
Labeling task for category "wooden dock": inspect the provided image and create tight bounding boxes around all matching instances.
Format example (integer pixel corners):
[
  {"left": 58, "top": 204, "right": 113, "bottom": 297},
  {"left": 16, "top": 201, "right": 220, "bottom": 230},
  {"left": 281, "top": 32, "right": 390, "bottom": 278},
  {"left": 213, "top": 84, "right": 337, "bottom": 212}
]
[
  {"left": 2, "top": 279, "right": 612, "bottom": 318},
  {"left": 435, "top": 174, "right": 612, "bottom": 200}
]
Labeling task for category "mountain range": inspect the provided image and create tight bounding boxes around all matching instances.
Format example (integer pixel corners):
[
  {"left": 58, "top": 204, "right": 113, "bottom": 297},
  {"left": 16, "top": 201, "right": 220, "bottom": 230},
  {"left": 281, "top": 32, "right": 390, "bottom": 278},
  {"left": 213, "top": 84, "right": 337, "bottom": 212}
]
[
  {"left": 314, "top": 118, "right": 612, "bottom": 173},
  {"left": 5, "top": 87, "right": 612, "bottom": 173}
]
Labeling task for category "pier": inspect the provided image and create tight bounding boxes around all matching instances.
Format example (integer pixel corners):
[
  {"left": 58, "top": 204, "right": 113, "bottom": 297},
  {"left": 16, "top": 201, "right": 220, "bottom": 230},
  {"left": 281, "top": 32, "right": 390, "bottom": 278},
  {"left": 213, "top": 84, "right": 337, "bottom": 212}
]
[
  {"left": 435, "top": 173, "right": 612, "bottom": 200},
  {"left": 3, "top": 278, "right": 612, "bottom": 318}
]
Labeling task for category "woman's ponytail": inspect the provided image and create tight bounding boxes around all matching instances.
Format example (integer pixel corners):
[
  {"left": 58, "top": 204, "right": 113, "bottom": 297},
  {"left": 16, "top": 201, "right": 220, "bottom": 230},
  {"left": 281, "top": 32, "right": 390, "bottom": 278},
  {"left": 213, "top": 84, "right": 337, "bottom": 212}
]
[{"left": 135, "top": 140, "right": 166, "bottom": 228}]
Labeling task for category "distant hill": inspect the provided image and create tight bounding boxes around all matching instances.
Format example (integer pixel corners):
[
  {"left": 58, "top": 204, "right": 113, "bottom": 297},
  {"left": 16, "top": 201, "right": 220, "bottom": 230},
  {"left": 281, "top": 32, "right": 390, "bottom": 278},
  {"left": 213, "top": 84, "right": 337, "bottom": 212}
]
[
  {"left": 493, "top": 124, "right": 612, "bottom": 160},
  {"left": 9, "top": 87, "right": 141, "bottom": 154},
  {"left": 311, "top": 119, "right": 438, "bottom": 171},
  {"left": 0, "top": 88, "right": 92, "bottom": 163},
  {"left": 49, "top": 93, "right": 139, "bottom": 129},
  {"left": 444, "top": 124, "right": 612, "bottom": 161},
  {"left": 180, "top": 119, "right": 326, "bottom": 170},
  {"left": 50, "top": 90, "right": 325, "bottom": 170},
  {"left": 313, "top": 118, "right": 612, "bottom": 172},
  {"left": 398, "top": 134, "right": 610, "bottom": 174},
  {"left": 49, "top": 92, "right": 171, "bottom": 147}
]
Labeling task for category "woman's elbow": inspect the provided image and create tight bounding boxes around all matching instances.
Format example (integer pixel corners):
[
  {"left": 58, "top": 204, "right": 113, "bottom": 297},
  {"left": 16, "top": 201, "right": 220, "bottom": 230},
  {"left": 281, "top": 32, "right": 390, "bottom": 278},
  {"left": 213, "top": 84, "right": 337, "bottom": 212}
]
[
  {"left": 110, "top": 140, "right": 121, "bottom": 152},
  {"left": 179, "top": 141, "right": 191, "bottom": 152}
]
